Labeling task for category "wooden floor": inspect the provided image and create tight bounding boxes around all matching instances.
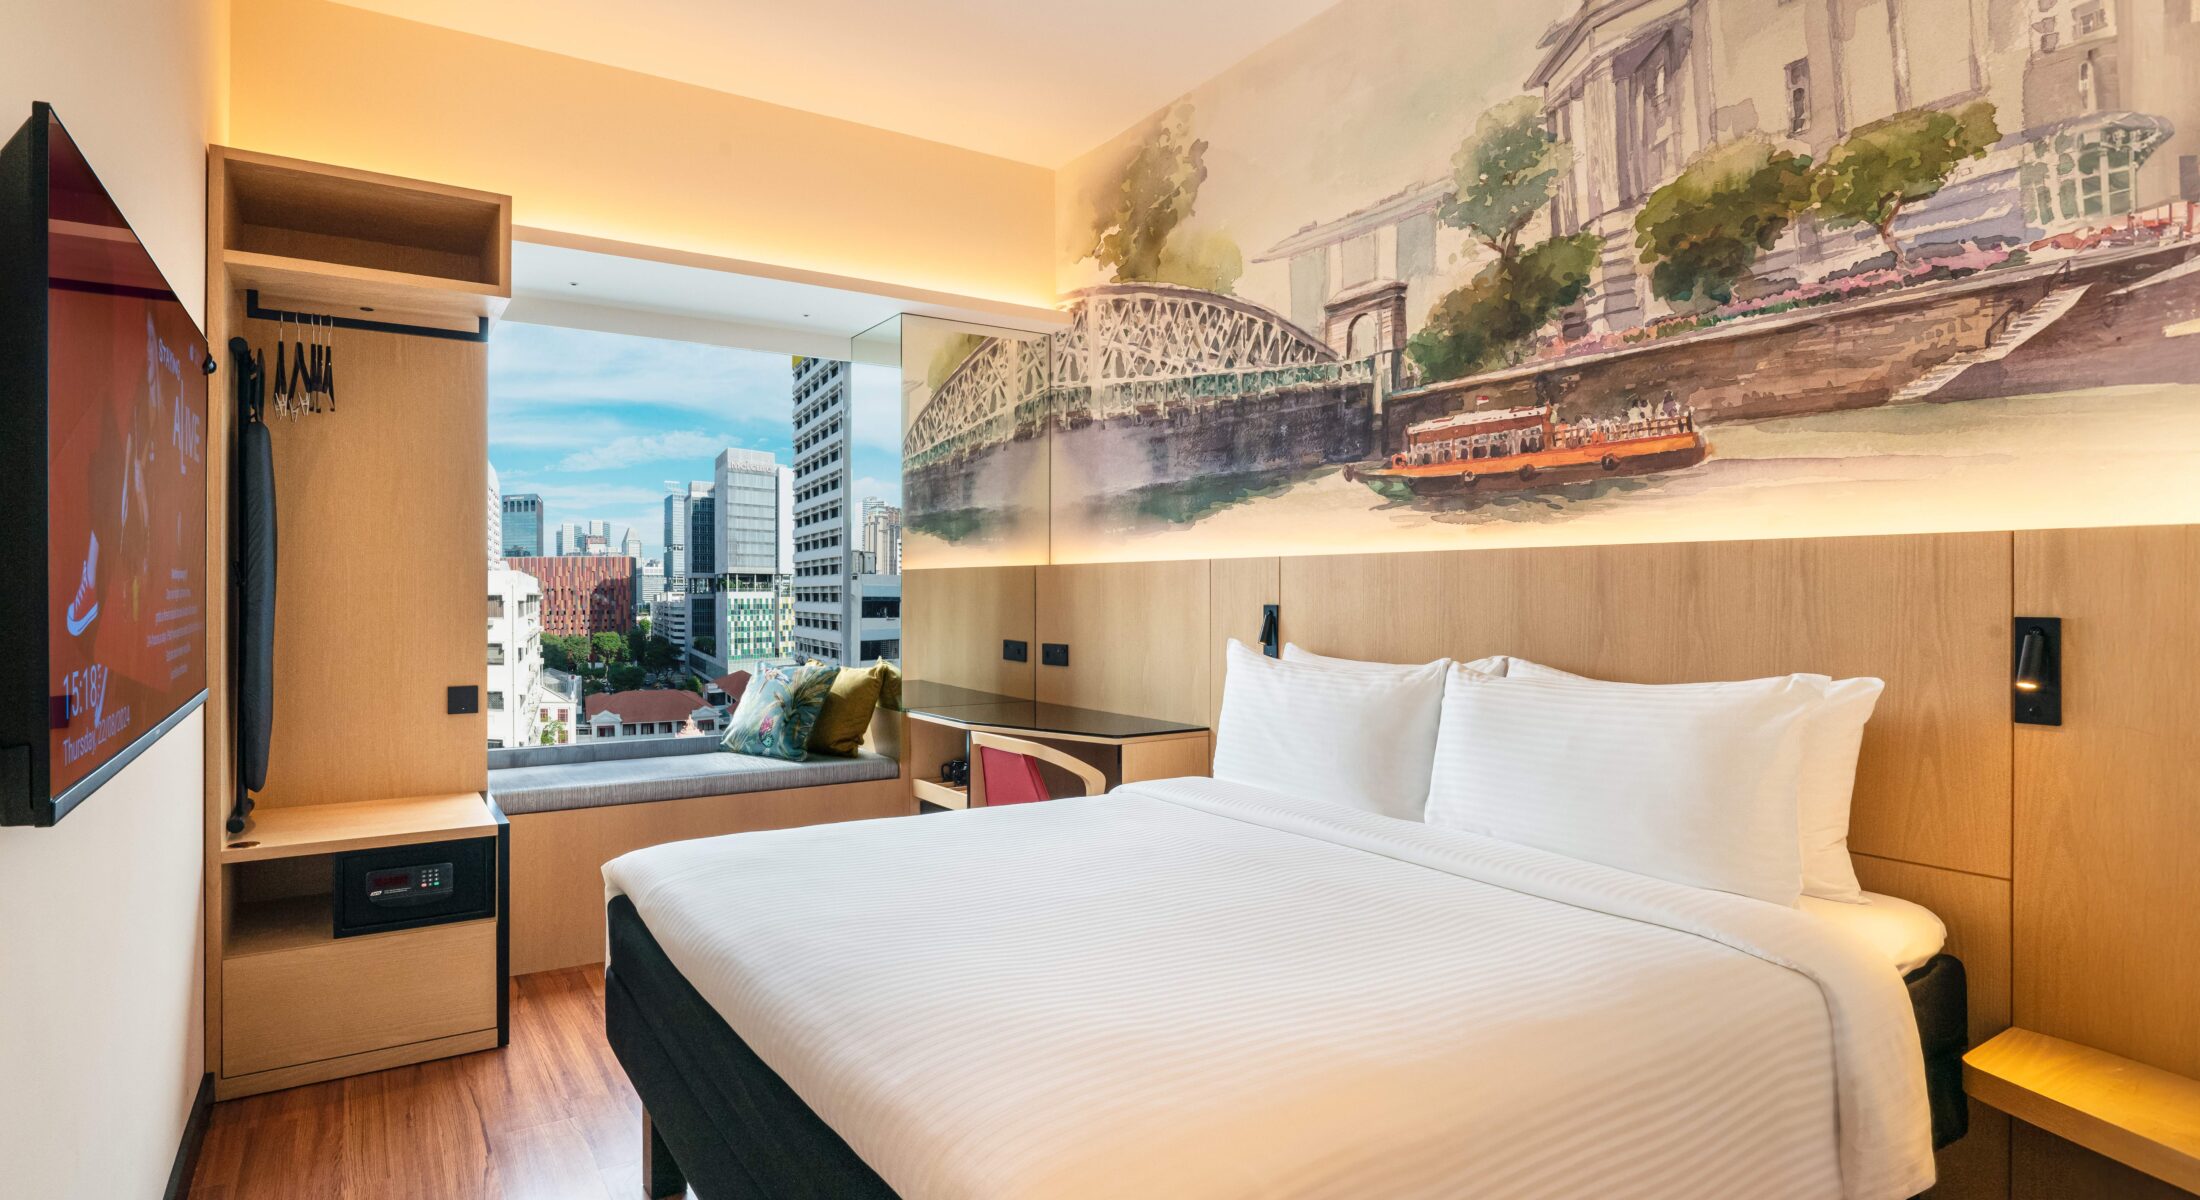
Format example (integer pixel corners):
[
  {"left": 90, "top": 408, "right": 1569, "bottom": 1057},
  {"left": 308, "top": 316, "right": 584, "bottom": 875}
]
[{"left": 188, "top": 967, "right": 692, "bottom": 1200}]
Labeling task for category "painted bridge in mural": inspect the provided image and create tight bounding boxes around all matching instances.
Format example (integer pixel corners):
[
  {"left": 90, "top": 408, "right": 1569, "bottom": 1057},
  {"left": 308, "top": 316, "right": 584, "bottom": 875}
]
[{"left": 903, "top": 283, "right": 1370, "bottom": 468}]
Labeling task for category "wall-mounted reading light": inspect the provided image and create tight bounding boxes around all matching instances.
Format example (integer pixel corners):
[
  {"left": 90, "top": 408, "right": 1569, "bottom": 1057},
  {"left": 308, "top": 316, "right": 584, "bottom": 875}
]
[
  {"left": 1259, "top": 605, "right": 1281, "bottom": 658},
  {"left": 2013, "top": 616, "right": 2061, "bottom": 726}
]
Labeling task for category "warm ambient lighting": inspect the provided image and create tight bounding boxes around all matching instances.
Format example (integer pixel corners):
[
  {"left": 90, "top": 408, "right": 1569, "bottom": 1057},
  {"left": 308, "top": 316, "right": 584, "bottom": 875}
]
[
  {"left": 2014, "top": 627, "right": 2047, "bottom": 692},
  {"left": 2012, "top": 617, "right": 2062, "bottom": 727}
]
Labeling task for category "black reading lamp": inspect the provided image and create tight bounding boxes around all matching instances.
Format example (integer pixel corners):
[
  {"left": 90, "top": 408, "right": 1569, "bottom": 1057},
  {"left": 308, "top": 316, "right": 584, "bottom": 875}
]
[{"left": 2012, "top": 617, "right": 2061, "bottom": 726}]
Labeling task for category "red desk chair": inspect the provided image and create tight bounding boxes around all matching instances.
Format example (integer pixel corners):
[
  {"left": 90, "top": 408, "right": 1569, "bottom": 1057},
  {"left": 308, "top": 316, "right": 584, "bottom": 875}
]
[{"left": 970, "top": 733, "right": 1107, "bottom": 806}]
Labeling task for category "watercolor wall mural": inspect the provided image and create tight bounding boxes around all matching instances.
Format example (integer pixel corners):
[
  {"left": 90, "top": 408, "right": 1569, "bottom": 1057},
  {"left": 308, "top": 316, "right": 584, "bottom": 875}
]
[
  {"left": 902, "top": 0, "right": 2200, "bottom": 567},
  {"left": 901, "top": 315, "right": 1052, "bottom": 567}
]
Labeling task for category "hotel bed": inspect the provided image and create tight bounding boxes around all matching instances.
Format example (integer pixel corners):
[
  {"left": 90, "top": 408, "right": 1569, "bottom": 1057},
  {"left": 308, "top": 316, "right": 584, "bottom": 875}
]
[{"left": 602, "top": 777, "right": 1964, "bottom": 1200}]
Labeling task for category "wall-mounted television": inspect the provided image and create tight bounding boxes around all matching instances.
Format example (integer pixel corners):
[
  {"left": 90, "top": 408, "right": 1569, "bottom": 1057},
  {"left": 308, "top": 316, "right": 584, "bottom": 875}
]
[{"left": 1, "top": 103, "right": 209, "bottom": 826}]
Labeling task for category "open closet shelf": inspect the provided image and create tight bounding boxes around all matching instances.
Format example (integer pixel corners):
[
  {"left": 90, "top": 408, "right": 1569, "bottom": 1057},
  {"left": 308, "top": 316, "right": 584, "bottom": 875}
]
[
  {"left": 215, "top": 146, "right": 511, "bottom": 333},
  {"left": 220, "top": 792, "right": 496, "bottom": 864},
  {"left": 227, "top": 250, "right": 506, "bottom": 330},
  {"left": 224, "top": 892, "right": 494, "bottom": 960}
]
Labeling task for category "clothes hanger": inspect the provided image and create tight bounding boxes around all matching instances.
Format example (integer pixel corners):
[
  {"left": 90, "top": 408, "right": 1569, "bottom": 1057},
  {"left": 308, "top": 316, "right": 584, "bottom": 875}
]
[
  {"left": 271, "top": 312, "right": 289, "bottom": 418},
  {"left": 286, "top": 312, "right": 311, "bottom": 413}
]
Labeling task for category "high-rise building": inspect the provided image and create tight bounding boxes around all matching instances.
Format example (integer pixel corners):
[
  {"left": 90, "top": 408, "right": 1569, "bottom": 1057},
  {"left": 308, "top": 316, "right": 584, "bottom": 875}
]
[
  {"left": 662, "top": 482, "right": 710, "bottom": 581},
  {"left": 556, "top": 519, "right": 614, "bottom": 556},
  {"left": 790, "top": 357, "right": 855, "bottom": 664},
  {"left": 506, "top": 555, "right": 635, "bottom": 638},
  {"left": 486, "top": 566, "right": 543, "bottom": 749},
  {"left": 680, "top": 449, "right": 791, "bottom": 677},
  {"left": 860, "top": 498, "right": 902, "bottom": 577},
  {"left": 501, "top": 493, "right": 544, "bottom": 558},
  {"left": 638, "top": 558, "right": 665, "bottom": 607},
  {"left": 714, "top": 449, "right": 788, "bottom": 574},
  {"left": 620, "top": 527, "right": 642, "bottom": 560}
]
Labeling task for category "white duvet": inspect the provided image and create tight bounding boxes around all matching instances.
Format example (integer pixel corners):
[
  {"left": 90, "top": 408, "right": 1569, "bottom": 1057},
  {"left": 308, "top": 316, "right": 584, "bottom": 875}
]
[{"left": 603, "top": 778, "right": 1934, "bottom": 1200}]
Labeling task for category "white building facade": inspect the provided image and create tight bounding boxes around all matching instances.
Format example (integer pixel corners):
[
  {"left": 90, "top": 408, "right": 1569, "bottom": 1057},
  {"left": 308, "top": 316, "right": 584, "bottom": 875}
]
[
  {"left": 486, "top": 566, "right": 544, "bottom": 749},
  {"left": 685, "top": 450, "right": 791, "bottom": 677},
  {"left": 791, "top": 357, "right": 856, "bottom": 664}
]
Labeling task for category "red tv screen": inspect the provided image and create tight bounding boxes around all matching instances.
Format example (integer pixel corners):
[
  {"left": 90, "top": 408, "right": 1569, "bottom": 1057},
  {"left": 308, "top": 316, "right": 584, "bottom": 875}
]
[{"left": 42, "top": 111, "right": 208, "bottom": 809}]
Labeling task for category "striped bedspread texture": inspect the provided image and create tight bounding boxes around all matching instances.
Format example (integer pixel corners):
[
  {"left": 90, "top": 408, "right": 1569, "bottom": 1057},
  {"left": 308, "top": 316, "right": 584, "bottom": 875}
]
[{"left": 603, "top": 777, "right": 1934, "bottom": 1200}]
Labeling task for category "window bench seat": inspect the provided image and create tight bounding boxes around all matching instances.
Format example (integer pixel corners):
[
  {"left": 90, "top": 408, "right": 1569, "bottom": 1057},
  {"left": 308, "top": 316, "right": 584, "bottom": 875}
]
[
  {"left": 490, "top": 739, "right": 899, "bottom": 816},
  {"left": 495, "top": 718, "right": 910, "bottom": 975}
]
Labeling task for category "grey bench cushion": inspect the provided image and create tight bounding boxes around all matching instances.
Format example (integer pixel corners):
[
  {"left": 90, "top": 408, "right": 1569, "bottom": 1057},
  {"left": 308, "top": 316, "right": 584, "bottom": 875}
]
[{"left": 491, "top": 747, "right": 899, "bottom": 816}]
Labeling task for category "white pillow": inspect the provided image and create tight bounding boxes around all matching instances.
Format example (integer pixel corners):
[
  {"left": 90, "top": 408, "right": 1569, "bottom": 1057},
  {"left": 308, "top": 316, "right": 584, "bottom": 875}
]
[
  {"left": 1425, "top": 668, "right": 1818, "bottom": 905},
  {"left": 1508, "top": 660, "right": 1882, "bottom": 903},
  {"left": 1282, "top": 643, "right": 1507, "bottom": 677},
  {"left": 1215, "top": 639, "right": 1448, "bottom": 822}
]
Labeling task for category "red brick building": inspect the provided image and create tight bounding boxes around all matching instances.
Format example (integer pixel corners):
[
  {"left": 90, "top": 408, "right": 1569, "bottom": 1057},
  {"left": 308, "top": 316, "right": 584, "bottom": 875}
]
[{"left": 506, "top": 556, "right": 635, "bottom": 638}]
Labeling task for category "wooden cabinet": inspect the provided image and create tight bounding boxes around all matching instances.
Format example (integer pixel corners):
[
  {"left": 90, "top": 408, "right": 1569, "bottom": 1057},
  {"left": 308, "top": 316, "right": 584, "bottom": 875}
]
[
  {"left": 213, "top": 793, "right": 507, "bottom": 1099},
  {"left": 223, "top": 917, "right": 496, "bottom": 1078}
]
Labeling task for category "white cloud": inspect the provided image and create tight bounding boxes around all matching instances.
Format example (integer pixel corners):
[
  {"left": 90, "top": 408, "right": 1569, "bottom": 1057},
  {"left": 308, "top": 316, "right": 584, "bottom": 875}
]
[
  {"left": 554, "top": 429, "right": 740, "bottom": 472},
  {"left": 490, "top": 322, "right": 793, "bottom": 422}
]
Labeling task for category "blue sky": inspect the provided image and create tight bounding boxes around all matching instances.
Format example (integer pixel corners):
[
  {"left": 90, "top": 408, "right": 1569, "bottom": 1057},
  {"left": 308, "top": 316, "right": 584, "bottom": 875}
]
[{"left": 489, "top": 322, "right": 902, "bottom": 562}]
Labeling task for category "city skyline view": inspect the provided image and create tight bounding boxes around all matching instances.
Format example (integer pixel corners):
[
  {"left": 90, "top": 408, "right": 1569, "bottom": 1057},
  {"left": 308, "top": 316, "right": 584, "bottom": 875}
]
[{"left": 488, "top": 321, "right": 902, "bottom": 562}]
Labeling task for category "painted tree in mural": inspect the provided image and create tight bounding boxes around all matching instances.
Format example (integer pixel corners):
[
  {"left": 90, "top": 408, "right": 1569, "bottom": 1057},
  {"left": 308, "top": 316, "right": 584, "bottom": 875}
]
[
  {"left": 1635, "top": 136, "right": 1816, "bottom": 307},
  {"left": 1080, "top": 103, "right": 1244, "bottom": 294},
  {"left": 1409, "top": 96, "right": 1601, "bottom": 381},
  {"left": 1812, "top": 101, "right": 2001, "bottom": 264}
]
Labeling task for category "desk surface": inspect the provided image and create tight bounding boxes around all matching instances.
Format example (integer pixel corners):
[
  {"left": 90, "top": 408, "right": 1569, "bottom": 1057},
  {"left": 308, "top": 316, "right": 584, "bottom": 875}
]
[{"left": 901, "top": 681, "right": 1207, "bottom": 741}]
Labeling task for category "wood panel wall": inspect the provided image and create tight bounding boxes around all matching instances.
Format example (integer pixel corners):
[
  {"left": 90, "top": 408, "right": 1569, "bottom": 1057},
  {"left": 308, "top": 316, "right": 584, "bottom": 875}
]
[
  {"left": 248, "top": 317, "right": 488, "bottom": 807},
  {"left": 1035, "top": 561, "right": 1211, "bottom": 726},
  {"left": 2013, "top": 527, "right": 2200, "bottom": 1078},
  {"left": 902, "top": 565, "right": 1036, "bottom": 698},
  {"left": 908, "top": 522, "right": 2200, "bottom": 1198}
]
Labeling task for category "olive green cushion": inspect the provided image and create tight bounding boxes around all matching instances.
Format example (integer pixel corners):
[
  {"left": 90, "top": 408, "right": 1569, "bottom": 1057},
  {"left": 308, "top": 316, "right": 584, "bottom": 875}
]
[
  {"left": 872, "top": 659, "right": 902, "bottom": 711},
  {"left": 807, "top": 664, "right": 887, "bottom": 757}
]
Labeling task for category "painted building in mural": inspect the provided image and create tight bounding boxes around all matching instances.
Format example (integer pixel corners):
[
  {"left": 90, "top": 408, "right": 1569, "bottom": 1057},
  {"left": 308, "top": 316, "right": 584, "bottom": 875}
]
[{"left": 900, "top": 0, "right": 2200, "bottom": 568}]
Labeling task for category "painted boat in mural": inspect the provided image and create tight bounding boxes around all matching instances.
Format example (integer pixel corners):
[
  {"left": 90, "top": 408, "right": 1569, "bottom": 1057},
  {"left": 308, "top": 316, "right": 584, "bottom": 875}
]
[{"left": 1347, "top": 402, "right": 1707, "bottom": 499}]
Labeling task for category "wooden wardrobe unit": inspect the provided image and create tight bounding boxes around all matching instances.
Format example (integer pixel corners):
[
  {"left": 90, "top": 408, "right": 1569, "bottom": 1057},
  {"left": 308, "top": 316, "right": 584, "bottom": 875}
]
[{"left": 202, "top": 147, "right": 512, "bottom": 1099}]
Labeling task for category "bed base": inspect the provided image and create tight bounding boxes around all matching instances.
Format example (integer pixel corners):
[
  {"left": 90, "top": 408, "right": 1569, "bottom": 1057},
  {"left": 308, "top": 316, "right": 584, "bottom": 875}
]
[{"left": 605, "top": 897, "right": 1970, "bottom": 1198}]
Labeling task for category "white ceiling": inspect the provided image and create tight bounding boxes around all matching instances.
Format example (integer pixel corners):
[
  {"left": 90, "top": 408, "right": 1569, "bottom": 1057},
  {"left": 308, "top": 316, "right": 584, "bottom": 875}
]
[
  {"left": 505, "top": 233, "right": 1065, "bottom": 360},
  {"left": 331, "top": 0, "right": 1340, "bottom": 166}
]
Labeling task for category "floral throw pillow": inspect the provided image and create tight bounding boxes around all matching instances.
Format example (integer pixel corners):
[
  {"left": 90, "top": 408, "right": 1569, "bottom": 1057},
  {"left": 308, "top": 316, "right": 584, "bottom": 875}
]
[{"left": 721, "top": 663, "right": 837, "bottom": 761}]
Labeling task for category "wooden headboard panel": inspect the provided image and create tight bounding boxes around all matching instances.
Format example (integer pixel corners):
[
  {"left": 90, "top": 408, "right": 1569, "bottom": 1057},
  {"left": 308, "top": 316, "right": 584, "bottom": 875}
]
[{"left": 1278, "top": 533, "right": 2011, "bottom": 879}]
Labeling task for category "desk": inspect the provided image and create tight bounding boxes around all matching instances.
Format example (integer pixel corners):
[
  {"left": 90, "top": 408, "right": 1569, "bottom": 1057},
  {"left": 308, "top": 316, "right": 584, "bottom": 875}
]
[{"left": 900, "top": 682, "right": 1211, "bottom": 809}]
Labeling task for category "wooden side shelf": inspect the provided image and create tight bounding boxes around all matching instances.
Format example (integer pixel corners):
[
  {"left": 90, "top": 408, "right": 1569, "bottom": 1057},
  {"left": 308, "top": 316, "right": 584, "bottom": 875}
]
[
  {"left": 911, "top": 778, "right": 970, "bottom": 810},
  {"left": 1965, "top": 1028, "right": 2200, "bottom": 1193},
  {"left": 220, "top": 791, "right": 497, "bottom": 862}
]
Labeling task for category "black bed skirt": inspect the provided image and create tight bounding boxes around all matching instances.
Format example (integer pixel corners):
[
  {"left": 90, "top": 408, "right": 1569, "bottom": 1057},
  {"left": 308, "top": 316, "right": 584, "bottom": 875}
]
[{"left": 604, "top": 897, "right": 1971, "bottom": 1199}]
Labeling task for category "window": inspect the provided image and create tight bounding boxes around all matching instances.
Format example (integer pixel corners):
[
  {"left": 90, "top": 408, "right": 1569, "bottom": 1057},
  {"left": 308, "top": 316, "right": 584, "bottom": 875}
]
[
  {"left": 1785, "top": 60, "right": 1811, "bottom": 136},
  {"left": 2035, "top": 0, "right": 2115, "bottom": 51},
  {"left": 1338, "top": 234, "right": 1377, "bottom": 287},
  {"left": 488, "top": 318, "right": 898, "bottom": 765},
  {"left": 488, "top": 691, "right": 505, "bottom": 711}
]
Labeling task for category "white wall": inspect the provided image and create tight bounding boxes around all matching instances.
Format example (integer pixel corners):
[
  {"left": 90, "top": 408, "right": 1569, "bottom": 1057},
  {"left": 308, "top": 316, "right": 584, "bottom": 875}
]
[{"left": 1, "top": 1, "right": 227, "bottom": 1195}]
